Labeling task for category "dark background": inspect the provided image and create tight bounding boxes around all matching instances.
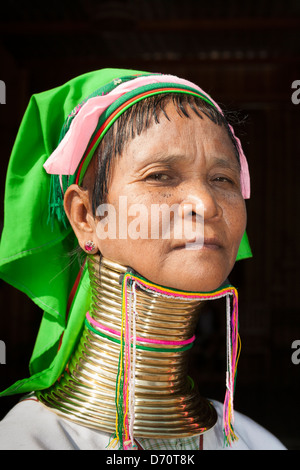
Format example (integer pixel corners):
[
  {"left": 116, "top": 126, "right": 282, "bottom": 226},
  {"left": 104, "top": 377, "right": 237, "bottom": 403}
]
[{"left": 0, "top": 0, "right": 299, "bottom": 450}]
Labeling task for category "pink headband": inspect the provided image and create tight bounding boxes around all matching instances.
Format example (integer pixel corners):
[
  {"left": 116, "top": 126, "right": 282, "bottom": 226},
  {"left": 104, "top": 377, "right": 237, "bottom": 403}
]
[{"left": 43, "top": 74, "right": 250, "bottom": 199}]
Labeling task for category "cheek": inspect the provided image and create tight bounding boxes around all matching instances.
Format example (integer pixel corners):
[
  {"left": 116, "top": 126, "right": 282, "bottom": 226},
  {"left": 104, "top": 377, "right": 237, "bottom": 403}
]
[
  {"left": 108, "top": 186, "right": 178, "bottom": 239},
  {"left": 226, "top": 198, "right": 247, "bottom": 248},
  {"left": 96, "top": 231, "right": 164, "bottom": 281},
  {"left": 94, "top": 195, "right": 166, "bottom": 265}
]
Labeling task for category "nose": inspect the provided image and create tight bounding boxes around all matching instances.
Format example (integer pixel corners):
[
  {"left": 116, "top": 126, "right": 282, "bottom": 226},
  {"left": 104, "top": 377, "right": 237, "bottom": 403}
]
[
  {"left": 177, "top": 195, "right": 205, "bottom": 247},
  {"left": 177, "top": 188, "right": 222, "bottom": 249},
  {"left": 179, "top": 185, "right": 222, "bottom": 223}
]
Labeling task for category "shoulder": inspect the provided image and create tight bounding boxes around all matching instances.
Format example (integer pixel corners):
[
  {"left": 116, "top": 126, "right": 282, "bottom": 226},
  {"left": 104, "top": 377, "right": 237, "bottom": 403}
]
[
  {"left": 209, "top": 400, "right": 286, "bottom": 450},
  {"left": 0, "top": 395, "right": 286, "bottom": 450},
  {"left": 0, "top": 395, "right": 110, "bottom": 450}
]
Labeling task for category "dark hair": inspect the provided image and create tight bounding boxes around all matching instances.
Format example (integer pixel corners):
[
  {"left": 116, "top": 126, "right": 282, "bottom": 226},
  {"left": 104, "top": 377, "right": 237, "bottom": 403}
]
[{"left": 89, "top": 93, "right": 240, "bottom": 216}]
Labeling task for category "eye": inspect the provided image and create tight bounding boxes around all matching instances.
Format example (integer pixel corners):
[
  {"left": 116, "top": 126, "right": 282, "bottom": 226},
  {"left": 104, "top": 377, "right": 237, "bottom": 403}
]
[
  {"left": 213, "top": 176, "right": 234, "bottom": 184},
  {"left": 142, "top": 168, "right": 180, "bottom": 186},
  {"left": 146, "top": 173, "right": 171, "bottom": 182}
]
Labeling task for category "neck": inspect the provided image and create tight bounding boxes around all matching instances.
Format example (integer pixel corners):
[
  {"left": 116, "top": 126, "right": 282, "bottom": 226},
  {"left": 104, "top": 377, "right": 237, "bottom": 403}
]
[{"left": 37, "top": 255, "right": 218, "bottom": 441}]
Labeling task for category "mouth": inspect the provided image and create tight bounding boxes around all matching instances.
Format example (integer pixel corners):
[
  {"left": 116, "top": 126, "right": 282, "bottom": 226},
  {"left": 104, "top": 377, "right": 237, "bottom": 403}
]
[
  {"left": 203, "top": 237, "right": 223, "bottom": 250},
  {"left": 173, "top": 236, "right": 223, "bottom": 251}
]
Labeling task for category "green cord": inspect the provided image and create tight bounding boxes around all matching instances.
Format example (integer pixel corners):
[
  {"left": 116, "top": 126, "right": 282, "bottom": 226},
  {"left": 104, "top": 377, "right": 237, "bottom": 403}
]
[{"left": 84, "top": 319, "right": 194, "bottom": 353}]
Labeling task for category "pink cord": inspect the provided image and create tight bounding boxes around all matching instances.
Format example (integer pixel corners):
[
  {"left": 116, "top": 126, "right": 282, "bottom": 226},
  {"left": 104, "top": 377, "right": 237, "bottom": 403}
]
[{"left": 86, "top": 311, "right": 195, "bottom": 346}]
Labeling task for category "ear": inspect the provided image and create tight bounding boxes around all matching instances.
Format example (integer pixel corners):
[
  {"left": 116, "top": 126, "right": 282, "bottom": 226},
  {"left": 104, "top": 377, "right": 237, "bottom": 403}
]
[{"left": 63, "top": 184, "right": 98, "bottom": 253}]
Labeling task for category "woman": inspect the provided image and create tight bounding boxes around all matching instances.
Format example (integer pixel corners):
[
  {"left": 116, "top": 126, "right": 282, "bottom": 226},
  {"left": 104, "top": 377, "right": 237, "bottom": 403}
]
[{"left": 0, "top": 69, "right": 285, "bottom": 450}]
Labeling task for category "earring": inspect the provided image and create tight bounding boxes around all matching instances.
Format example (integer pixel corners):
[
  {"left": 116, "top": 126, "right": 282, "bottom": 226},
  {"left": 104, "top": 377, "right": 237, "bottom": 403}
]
[{"left": 84, "top": 241, "right": 96, "bottom": 253}]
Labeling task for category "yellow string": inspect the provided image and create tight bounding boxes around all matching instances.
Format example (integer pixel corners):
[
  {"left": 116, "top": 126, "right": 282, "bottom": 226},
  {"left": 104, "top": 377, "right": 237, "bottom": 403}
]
[
  {"left": 235, "top": 333, "right": 241, "bottom": 377},
  {"left": 110, "top": 281, "right": 127, "bottom": 448}
]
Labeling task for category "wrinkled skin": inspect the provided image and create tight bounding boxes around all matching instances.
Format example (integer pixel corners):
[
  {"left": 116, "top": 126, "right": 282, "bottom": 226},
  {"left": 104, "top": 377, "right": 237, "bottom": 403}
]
[{"left": 64, "top": 102, "right": 246, "bottom": 292}]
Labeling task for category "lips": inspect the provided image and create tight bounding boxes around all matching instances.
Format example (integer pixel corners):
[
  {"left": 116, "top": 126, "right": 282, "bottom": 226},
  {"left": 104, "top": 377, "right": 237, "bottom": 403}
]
[
  {"left": 203, "top": 237, "right": 223, "bottom": 249},
  {"left": 172, "top": 235, "right": 223, "bottom": 250}
]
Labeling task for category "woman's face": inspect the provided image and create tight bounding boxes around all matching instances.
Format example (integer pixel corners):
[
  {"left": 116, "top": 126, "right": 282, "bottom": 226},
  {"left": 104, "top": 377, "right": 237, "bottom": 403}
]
[{"left": 94, "top": 102, "right": 247, "bottom": 292}]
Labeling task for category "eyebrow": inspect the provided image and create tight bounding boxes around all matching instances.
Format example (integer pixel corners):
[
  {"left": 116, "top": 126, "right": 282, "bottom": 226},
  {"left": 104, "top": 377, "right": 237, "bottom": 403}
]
[
  {"left": 210, "top": 156, "right": 241, "bottom": 172},
  {"left": 134, "top": 152, "right": 185, "bottom": 170},
  {"left": 136, "top": 153, "right": 241, "bottom": 173}
]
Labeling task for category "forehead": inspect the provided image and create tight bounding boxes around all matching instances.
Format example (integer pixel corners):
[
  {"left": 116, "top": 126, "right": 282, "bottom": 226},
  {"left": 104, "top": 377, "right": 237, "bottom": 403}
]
[{"left": 120, "top": 102, "right": 239, "bottom": 169}]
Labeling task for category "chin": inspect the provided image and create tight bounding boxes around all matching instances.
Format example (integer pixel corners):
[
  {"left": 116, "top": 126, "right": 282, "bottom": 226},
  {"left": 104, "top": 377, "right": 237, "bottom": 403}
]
[
  {"left": 166, "top": 275, "right": 228, "bottom": 293},
  {"left": 104, "top": 246, "right": 234, "bottom": 293},
  {"left": 143, "top": 263, "right": 231, "bottom": 293},
  {"left": 155, "top": 253, "right": 233, "bottom": 293}
]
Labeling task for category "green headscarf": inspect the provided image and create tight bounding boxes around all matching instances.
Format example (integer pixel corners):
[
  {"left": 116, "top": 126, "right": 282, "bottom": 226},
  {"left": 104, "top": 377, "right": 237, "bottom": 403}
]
[{"left": 0, "top": 69, "right": 252, "bottom": 397}]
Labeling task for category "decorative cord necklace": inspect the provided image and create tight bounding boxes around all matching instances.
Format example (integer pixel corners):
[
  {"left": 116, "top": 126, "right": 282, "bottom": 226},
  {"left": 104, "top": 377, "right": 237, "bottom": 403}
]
[
  {"left": 37, "top": 255, "right": 240, "bottom": 451},
  {"left": 85, "top": 312, "right": 196, "bottom": 352},
  {"left": 97, "top": 268, "right": 240, "bottom": 450}
]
